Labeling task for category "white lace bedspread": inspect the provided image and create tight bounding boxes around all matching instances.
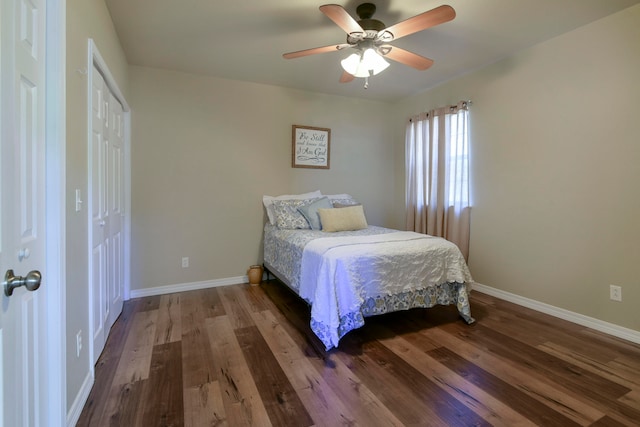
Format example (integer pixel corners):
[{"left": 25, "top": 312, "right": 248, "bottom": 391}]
[{"left": 299, "top": 231, "right": 473, "bottom": 350}]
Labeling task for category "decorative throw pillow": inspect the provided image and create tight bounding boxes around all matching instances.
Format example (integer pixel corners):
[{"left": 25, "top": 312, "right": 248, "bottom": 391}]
[
  {"left": 297, "top": 196, "right": 333, "bottom": 230},
  {"left": 262, "top": 190, "right": 322, "bottom": 225},
  {"left": 325, "top": 193, "right": 359, "bottom": 207},
  {"left": 318, "top": 204, "right": 368, "bottom": 232},
  {"left": 272, "top": 198, "right": 319, "bottom": 229}
]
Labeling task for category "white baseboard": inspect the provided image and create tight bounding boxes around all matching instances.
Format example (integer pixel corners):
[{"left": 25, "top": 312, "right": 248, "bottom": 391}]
[
  {"left": 66, "top": 370, "right": 93, "bottom": 427},
  {"left": 472, "top": 282, "right": 640, "bottom": 345},
  {"left": 129, "top": 274, "right": 262, "bottom": 299}
]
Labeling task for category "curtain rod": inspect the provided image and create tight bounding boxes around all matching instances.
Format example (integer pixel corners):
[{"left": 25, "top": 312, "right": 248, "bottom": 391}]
[
  {"left": 408, "top": 100, "right": 472, "bottom": 122},
  {"left": 449, "top": 100, "right": 472, "bottom": 112}
]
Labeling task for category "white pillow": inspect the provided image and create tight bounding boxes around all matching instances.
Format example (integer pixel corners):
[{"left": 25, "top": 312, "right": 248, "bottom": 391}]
[
  {"left": 318, "top": 204, "right": 368, "bottom": 232},
  {"left": 263, "top": 190, "right": 322, "bottom": 225}
]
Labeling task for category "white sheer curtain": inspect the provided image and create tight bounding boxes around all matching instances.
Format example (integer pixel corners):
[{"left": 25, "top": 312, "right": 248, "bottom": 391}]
[{"left": 405, "top": 101, "right": 471, "bottom": 260}]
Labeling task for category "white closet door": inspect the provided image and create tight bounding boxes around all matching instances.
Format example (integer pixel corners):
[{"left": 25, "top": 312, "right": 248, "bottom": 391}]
[
  {"left": 90, "top": 66, "right": 108, "bottom": 360},
  {"left": 106, "top": 90, "right": 124, "bottom": 331},
  {"left": 90, "top": 65, "right": 125, "bottom": 362}
]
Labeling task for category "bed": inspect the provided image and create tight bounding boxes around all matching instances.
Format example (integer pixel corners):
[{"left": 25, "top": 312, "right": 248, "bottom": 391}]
[{"left": 262, "top": 192, "right": 475, "bottom": 350}]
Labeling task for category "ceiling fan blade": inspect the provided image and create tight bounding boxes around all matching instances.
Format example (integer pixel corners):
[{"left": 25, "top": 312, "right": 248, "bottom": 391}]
[
  {"left": 339, "top": 71, "right": 355, "bottom": 83},
  {"left": 283, "top": 43, "right": 352, "bottom": 59},
  {"left": 319, "top": 4, "right": 364, "bottom": 35},
  {"left": 380, "top": 46, "right": 434, "bottom": 70},
  {"left": 380, "top": 5, "right": 455, "bottom": 41}
]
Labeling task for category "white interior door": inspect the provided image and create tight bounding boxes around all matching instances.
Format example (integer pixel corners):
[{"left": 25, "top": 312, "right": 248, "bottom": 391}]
[
  {"left": 1, "top": 0, "right": 47, "bottom": 425},
  {"left": 90, "top": 65, "right": 124, "bottom": 362}
]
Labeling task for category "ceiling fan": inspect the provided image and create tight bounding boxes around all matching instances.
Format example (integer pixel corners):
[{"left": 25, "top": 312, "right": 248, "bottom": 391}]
[{"left": 283, "top": 3, "right": 456, "bottom": 87}]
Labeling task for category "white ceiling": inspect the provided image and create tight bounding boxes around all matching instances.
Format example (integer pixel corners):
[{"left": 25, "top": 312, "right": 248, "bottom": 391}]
[{"left": 105, "top": 0, "right": 640, "bottom": 102}]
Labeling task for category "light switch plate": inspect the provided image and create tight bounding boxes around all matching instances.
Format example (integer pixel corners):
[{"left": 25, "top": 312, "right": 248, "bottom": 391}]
[{"left": 75, "top": 189, "right": 83, "bottom": 212}]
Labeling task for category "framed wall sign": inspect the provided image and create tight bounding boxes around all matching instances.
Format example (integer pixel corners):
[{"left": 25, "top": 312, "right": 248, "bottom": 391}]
[{"left": 292, "top": 125, "right": 331, "bottom": 169}]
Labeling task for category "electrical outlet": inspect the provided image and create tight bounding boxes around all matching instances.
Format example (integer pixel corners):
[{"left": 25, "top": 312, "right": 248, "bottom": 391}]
[
  {"left": 76, "top": 330, "right": 82, "bottom": 357},
  {"left": 609, "top": 285, "right": 622, "bottom": 302},
  {"left": 182, "top": 257, "right": 189, "bottom": 268}
]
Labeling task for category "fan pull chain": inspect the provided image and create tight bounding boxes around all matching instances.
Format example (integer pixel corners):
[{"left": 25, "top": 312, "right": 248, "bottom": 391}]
[{"left": 364, "top": 76, "right": 369, "bottom": 89}]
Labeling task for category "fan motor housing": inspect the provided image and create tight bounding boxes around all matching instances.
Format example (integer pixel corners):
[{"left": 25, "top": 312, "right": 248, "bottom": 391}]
[
  {"left": 347, "top": 3, "right": 386, "bottom": 43},
  {"left": 358, "top": 18, "right": 385, "bottom": 32},
  {"left": 356, "top": 3, "right": 385, "bottom": 32}
]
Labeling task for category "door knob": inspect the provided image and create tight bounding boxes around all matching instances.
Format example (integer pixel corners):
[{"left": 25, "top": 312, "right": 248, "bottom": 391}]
[{"left": 4, "top": 270, "right": 42, "bottom": 296}]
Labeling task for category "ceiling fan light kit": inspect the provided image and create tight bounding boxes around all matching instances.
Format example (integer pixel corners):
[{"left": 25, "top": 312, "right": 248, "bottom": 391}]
[
  {"left": 283, "top": 3, "right": 456, "bottom": 88},
  {"left": 340, "top": 48, "right": 389, "bottom": 78}
]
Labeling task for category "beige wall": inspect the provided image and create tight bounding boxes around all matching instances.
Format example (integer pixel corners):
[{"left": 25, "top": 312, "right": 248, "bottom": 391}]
[
  {"left": 393, "top": 5, "right": 640, "bottom": 331},
  {"left": 66, "top": 0, "right": 129, "bottom": 412},
  {"left": 63, "top": 1, "right": 640, "bottom": 417},
  {"left": 129, "top": 66, "right": 395, "bottom": 290}
]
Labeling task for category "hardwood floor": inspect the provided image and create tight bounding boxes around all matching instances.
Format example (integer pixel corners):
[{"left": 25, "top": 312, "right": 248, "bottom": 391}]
[{"left": 77, "top": 280, "right": 640, "bottom": 426}]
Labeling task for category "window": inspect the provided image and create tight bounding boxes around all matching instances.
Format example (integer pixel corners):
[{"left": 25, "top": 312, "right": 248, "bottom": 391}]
[{"left": 405, "top": 101, "right": 471, "bottom": 259}]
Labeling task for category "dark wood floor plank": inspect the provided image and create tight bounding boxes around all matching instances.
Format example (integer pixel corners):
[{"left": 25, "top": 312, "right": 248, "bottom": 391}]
[
  {"left": 469, "top": 323, "right": 631, "bottom": 399},
  {"left": 589, "top": 415, "right": 632, "bottom": 427},
  {"left": 136, "top": 295, "right": 162, "bottom": 312},
  {"left": 99, "top": 298, "right": 143, "bottom": 363},
  {"left": 111, "top": 309, "right": 158, "bottom": 386},
  {"left": 252, "top": 309, "right": 405, "bottom": 426},
  {"left": 335, "top": 330, "right": 489, "bottom": 427},
  {"left": 155, "top": 293, "right": 182, "bottom": 345},
  {"left": 138, "top": 342, "right": 184, "bottom": 427},
  {"left": 205, "top": 315, "right": 272, "bottom": 426},
  {"left": 484, "top": 296, "right": 585, "bottom": 334},
  {"left": 180, "top": 289, "right": 221, "bottom": 389},
  {"left": 103, "top": 381, "right": 145, "bottom": 427},
  {"left": 444, "top": 322, "right": 640, "bottom": 424},
  {"left": 242, "top": 283, "right": 270, "bottom": 313},
  {"left": 376, "top": 328, "right": 538, "bottom": 427},
  {"left": 217, "top": 285, "right": 256, "bottom": 330},
  {"left": 422, "top": 324, "right": 604, "bottom": 425},
  {"left": 613, "top": 353, "right": 640, "bottom": 372},
  {"left": 181, "top": 324, "right": 217, "bottom": 390},
  {"left": 182, "top": 288, "right": 226, "bottom": 320},
  {"left": 183, "top": 381, "right": 226, "bottom": 427},
  {"left": 76, "top": 299, "right": 141, "bottom": 426},
  {"left": 478, "top": 305, "right": 622, "bottom": 365},
  {"left": 235, "top": 325, "right": 313, "bottom": 427},
  {"left": 259, "top": 280, "right": 327, "bottom": 358},
  {"left": 78, "top": 283, "right": 640, "bottom": 426},
  {"left": 539, "top": 341, "right": 640, "bottom": 390},
  {"left": 427, "top": 346, "right": 581, "bottom": 427},
  {"left": 618, "top": 390, "right": 640, "bottom": 413},
  {"left": 580, "top": 329, "right": 640, "bottom": 360}
]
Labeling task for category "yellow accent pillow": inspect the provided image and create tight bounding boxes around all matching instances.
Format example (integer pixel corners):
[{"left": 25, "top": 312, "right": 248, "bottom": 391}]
[{"left": 318, "top": 205, "right": 368, "bottom": 232}]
